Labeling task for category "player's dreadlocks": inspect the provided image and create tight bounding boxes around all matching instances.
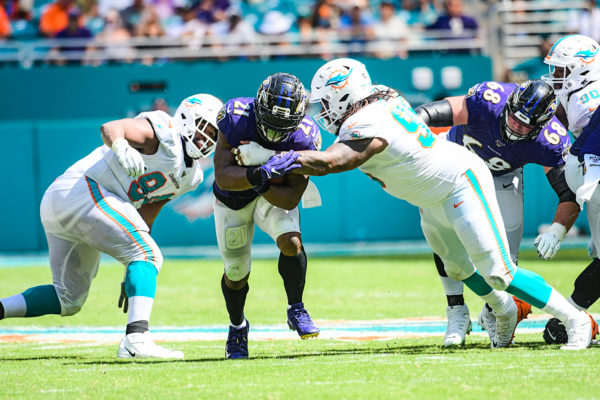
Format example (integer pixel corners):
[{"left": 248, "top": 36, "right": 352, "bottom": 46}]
[{"left": 341, "top": 86, "right": 400, "bottom": 122}]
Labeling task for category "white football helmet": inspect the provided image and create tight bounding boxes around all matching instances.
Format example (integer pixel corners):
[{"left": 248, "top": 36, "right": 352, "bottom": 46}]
[
  {"left": 310, "top": 58, "right": 372, "bottom": 134},
  {"left": 174, "top": 94, "right": 223, "bottom": 158},
  {"left": 543, "top": 34, "right": 600, "bottom": 99}
]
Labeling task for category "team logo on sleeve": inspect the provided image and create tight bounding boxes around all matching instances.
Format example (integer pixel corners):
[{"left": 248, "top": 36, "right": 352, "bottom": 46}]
[
  {"left": 466, "top": 85, "right": 477, "bottom": 97},
  {"left": 216, "top": 106, "right": 226, "bottom": 123}
]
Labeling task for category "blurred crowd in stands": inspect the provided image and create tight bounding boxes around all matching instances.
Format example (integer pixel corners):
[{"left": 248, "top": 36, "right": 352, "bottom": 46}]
[{"left": 0, "top": 0, "right": 481, "bottom": 64}]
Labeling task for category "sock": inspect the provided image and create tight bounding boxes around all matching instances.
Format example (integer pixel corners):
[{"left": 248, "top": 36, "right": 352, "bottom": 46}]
[
  {"left": 506, "top": 268, "right": 551, "bottom": 309},
  {"left": 278, "top": 247, "right": 307, "bottom": 305},
  {"left": 232, "top": 319, "right": 247, "bottom": 330},
  {"left": 542, "top": 289, "right": 582, "bottom": 323},
  {"left": 481, "top": 290, "right": 512, "bottom": 315},
  {"left": 447, "top": 295, "right": 464, "bottom": 307},
  {"left": 22, "top": 285, "right": 61, "bottom": 317},
  {"left": 462, "top": 271, "right": 493, "bottom": 296},
  {"left": 125, "top": 261, "right": 157, "bottom": 325},
  {"left": 0, "top": 294, "right": 27, "bottom": 318},
  {"left": 570, "top": 258, "right": 600, "bottom": 309},
  {"left": 126, "top": 320, "right": 149, "bottom": 335},
  {"left": 221, "top": 274, "right": 248, "bottom": 326},
  {"left": 569, "top": 297, "right": 586, "bottom": 311}
]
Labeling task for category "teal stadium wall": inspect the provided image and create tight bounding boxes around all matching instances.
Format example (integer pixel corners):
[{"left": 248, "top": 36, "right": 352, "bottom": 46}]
[{"left": 0, "top": 56, "right": 586, "bottom": 252}]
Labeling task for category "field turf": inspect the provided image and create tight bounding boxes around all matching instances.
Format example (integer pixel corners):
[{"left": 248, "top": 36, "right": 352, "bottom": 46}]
[{"left": 1, "top": 250, "right": 599, "bottom": 399}]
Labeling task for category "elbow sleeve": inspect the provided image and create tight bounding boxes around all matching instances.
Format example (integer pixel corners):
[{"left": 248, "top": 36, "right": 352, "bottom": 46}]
[
  {"left": 547, "top": 165, "right": 576, "bottom": 203},
  {"left": 414, "top": 100, "right": 454, "bottom": 127}
]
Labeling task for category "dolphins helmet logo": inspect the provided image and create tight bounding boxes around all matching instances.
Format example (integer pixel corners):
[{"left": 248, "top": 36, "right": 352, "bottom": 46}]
[{"left": 325, "top": 68, "right": 353, "bottom": 89}]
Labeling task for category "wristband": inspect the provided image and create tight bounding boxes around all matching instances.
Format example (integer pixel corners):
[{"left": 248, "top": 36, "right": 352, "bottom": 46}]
[{"left": 246, "top": 166, "right": 264, "bottom": 187}]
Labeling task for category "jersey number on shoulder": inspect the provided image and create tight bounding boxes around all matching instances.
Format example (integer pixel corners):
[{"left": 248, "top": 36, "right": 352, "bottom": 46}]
[
  {"left": 542, "top": 121, "right": 568, "bottom": 145},
  {"left": 481, "top": 81, "right": 504, "bottom": 104},
  {"left": 233, "top": 101, "right": 251, "bottom": 117},
  {"left": 580, "top": 89, "right": 600, "bottom": 104},
  {"left": 390, "top": 103, "right": 436, "bottom": 148},
  {"left": 128, "top": 172, "right": 175, "bottom": 204},
  {"left": 463, "top": 135, "right": 512, "bottom": 172}
]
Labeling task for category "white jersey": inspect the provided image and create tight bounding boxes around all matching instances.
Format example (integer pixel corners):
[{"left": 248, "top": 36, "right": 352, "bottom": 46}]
[
  {"left": 562, "top": 79, "right": 600, "bottom": 137},
  {"left": 56, "top": 110, "right": 204, "bottom": 208},
  {"left": 338, "top": 96, "right": 485, "bottom": 208}
]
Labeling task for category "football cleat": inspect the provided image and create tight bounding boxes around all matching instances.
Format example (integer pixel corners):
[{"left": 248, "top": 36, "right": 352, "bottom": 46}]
[
  {"left": 492, "top": 297, "right": 518, "bottom": 348},
  {"left": 443, "top": 304, "right": 472, "bottom": 346},
  {"left": 226, "top": 320, "right": 249, "bottom": 359},
  {"left": 561, "top": 311, "right": 593, "bottom": 350},
  {"left": 117, "top": 332, "right": 184, "bottom": 360},
  {"left": 287, "top": 302, "right": 320, "bottom": 339},
  {"left": 545, "top": 312, "right": 598, "bottom": 345},
  {"left": 478, "top": 304, "right": 497, "bottom": 343}
]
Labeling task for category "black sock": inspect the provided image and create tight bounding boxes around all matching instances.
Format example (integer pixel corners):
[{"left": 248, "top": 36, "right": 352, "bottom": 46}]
[
  {"left": 221, "top": 274, "right": 248, "bottom": 326},
  {"left": 433, "top": 253, "right": 448, "bottom": 277},
  {"left": 278, "top": 247, "right": 307, "bottom": 305},
  {"left": 571, "top": 258, "right": 600, "bottom": 309},
  {"left": 126, "top": 320, "right": 148, "bottom": 335},
  {"left": 447, "top": 295, "right": 465, "bottom": 307},
  {"left": 0, "top": 301, "right": 4, "bottom": 320}
]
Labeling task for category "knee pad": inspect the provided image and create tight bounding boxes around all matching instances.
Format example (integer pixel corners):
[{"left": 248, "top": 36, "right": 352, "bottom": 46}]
[
  {"left": 443, "top": 261, "right": 473, "bottom": 281},
  {"left": 225, "top": 260, "right": 250, "bottom": 282},
  {"left": 61, "top": 302, "right": 82, "bottom": 316},
  {"left": 485, "top": 273, "right": 513, "bottom": 291},
  {"left": 225, "top": 225, "right": 249, "bottom": 250}
]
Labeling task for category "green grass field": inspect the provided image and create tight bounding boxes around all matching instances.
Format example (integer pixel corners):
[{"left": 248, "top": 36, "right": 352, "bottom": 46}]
[{"left": 1, "top": 250, "right": 600, "bottom": 399}]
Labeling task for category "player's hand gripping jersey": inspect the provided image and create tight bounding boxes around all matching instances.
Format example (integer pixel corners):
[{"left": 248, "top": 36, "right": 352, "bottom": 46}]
[
  {"left": 213, "top": 97, "right": 321, "bottom": 210},
  {"left": 446, "top": 81, "right": 570, "bottom": 175},
  {"left": 63, "top": 110, "right": 205, "bottom": 207},
  {"left": 338, "top": 95, "right": 485, "bottom": 208}
]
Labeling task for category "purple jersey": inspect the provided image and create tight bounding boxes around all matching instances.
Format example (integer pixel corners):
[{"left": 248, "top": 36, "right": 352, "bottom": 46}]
[
  {"left": 213, "top": 97, "right": 321, "bottom": 210},
  {"left": 446, "top": 81, "right": 570, "bottom": 176}
]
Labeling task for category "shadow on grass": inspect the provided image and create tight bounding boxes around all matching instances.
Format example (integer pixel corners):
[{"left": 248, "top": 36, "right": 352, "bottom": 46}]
[{"left": 54, "top": 340, "right": 562, "bottom": 366}]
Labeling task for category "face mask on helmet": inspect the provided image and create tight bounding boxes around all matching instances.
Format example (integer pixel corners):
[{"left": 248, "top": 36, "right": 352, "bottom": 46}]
[
  {"left": 500, "top": 80, "right": 558, "bottom": 143},
  {"left": 542, "top": 34, "right": 600, "bottom": 98},
  {"left": 174, "top": 94, "right": 223, "bottom": 159},
  {"left": 310, "top": 58, "right": 372, "bottom": 135},
  {"left": 255, "top": 73, "right": 308, "bottom": 143}
]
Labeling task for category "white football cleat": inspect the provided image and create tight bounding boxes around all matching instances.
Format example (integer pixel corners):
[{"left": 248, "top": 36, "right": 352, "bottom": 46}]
[
  {"left": 117, "top": 332, "right": 184, "bottom": 360},
  {"left": 478, "top": 304, "right": 496, "bottom": 344},
  {"left": 492, "top": 297, "right": 518, "bottom": 348},
  {"left": 444, "top": 304, "right": 472, "bottom": 346},
  {"left": 561, "top": 311, "right": 593, "bottom": 350}
]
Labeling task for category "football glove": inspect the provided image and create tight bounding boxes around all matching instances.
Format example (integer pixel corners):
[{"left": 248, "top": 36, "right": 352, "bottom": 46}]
[
  {"left": 246, "top": 151, "right": 300, "bottom": 187},
  {"left": 233, "top": 141, "right": 275, "bottom": 166},
  {"left": 534, "top": 222, "right": 566, "bottom": 260},
  {"left": 112, "top": 137, "right": 146, "bottom": 177},
  {"left": 118, "top": 281, "right": 128, "bottom": 313}
]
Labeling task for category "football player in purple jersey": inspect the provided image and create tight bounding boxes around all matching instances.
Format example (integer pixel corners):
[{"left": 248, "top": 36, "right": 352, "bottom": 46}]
[
  {"left": 212, "top": 72, "right": 322, "bottom": 359},
  {"left": 415, "top": 79, "right": 582, "bottom": 346}
]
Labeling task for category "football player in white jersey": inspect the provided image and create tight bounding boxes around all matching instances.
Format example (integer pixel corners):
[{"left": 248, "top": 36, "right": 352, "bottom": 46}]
[
  {"left": 235, "top": 58, "right": 593, "bottom": 349},
  {"left": 542, "top": 34, "right": 600, "bottom": 343},
  {"left": 0, "top": 93, "right": 223, "bottom": 359}
]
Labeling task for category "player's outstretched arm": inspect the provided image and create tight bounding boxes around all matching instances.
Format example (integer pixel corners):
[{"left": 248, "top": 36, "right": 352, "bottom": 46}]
[
  {"left": 534, "top": 165, "right": 580, "bottom": 259},
  {"left": 413, "top": 95, "right": 467, "bottom": 127},
  {"left": 293, "top": 138, "right": 387, "bottom": 176}
]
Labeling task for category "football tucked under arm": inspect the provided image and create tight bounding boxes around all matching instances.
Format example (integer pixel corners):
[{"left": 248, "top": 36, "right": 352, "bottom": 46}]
[{"left": 233, "top": 141, "right": 275, "bottom": 166}]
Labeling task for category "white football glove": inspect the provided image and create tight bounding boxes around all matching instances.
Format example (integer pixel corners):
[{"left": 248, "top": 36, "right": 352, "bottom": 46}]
[
  {"left": 111, "top": 137, "right": 146, "bottom": 177},
  {"left": 534, "top": 222, "right": 567, "bottom": 260},
  {"left": 233, "top": 141, "right": 275, "bottom": 166}
]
